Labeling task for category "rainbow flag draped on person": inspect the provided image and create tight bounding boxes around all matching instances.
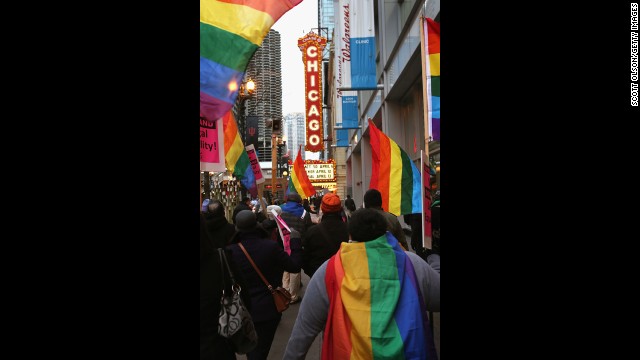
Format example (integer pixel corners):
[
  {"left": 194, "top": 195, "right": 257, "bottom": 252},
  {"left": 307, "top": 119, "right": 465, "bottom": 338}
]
[
  {"left": 286, "top": 147, "right": 315, "bottom": 199},
  {"left": 223, "top": 111, "right": 257, "bottom": 196},
  {"left": 424, "top": 17, "right": 440, "bottom": 142},
  {"left": 368, "top": 120, "right": 422, "bottom": 216},
  {"left": 322, "top": 232, "right": 438, "bottom": 360},
  {"left": 200, "top": 0, "right": 303, "bottom": 121}
]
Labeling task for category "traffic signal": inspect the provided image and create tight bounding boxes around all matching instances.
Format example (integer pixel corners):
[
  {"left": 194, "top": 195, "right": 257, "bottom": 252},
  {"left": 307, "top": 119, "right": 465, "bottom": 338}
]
[{"left": 271, "top": 118, "right": 282, "bottom": 134}]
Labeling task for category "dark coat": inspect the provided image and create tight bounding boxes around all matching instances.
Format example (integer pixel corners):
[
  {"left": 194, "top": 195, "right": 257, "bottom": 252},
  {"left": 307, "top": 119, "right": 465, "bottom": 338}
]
[
  {"left": 279, "top": 202, "right": 314, "bottom": 240},
  {"left": 200, "top": 215, "right": 236, "bottom": 360},
  {"left": 302, "top": 212, "right": 349, "bottom": 278},
  {"left": 226, "top": 228, "right": 302, "bottom": 323},
  {"left": 203, "top": 213, "right": 236, "bottom": 248}
]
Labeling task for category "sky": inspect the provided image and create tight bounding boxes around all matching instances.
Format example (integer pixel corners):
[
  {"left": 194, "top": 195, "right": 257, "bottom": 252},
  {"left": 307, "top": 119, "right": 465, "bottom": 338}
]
[
  {"left": 273, "top": 0, "right": 319, "bottom": 116},
  {"left": 272, "top": 1, "right": 320, "bottom": 159}
]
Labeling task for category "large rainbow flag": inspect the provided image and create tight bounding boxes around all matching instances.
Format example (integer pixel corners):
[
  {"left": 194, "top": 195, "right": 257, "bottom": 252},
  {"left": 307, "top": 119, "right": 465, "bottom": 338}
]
[
  {"left": 322, "top": 232, "right": 438, "bottom": 360},
  {"left": 287, "top": 147, "right": 315, "bottom": 199},
  {"left": 368, "top": 120, "right": 422, "bottom": 216},
  {"left": 222, "top": 111, "right": 257, "bottom": 196},
  {"left": 200, "top": 0, "right": 303, "bottom": 121},
  {"left": 424, "top": 17, "right": 440, "bottom": 142}
]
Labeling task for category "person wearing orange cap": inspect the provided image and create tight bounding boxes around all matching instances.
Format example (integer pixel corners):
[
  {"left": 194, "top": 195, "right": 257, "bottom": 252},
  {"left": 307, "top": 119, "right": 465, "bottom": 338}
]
[{"left": 301, "top": 193, "right": 349, "bottom": 278}]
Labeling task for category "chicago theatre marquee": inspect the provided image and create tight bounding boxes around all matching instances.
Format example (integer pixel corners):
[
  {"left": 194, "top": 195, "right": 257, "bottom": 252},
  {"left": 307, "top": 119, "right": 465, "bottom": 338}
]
[{"left": 289, "top": 159, "right": 337, "bottom": 193}]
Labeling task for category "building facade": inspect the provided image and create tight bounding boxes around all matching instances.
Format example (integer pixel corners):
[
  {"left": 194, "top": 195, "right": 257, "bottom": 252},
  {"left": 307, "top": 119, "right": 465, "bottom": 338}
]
[
  {"left": 325, "top": 0, "right": 440, "bottom": 209},
  {"left": 234, "top": 29, "right": 284, "bottom": 163}
]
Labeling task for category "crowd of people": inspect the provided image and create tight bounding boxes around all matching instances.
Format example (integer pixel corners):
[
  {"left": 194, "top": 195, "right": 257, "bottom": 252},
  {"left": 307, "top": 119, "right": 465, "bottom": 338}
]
[{"left": 200, "top": 189, "right": 440, "bottom": 360}]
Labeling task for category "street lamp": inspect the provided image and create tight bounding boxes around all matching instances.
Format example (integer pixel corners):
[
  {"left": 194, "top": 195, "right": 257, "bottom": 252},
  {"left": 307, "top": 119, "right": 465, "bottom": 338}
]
[{"left": 235, "top": 78, "right": 256, "bottom": 144}]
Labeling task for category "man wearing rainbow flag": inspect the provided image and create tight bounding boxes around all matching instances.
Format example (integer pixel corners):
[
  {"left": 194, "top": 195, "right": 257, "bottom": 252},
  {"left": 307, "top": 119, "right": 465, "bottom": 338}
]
[{"left": 284, "top": 208, "right": 440, "bottom": 359}]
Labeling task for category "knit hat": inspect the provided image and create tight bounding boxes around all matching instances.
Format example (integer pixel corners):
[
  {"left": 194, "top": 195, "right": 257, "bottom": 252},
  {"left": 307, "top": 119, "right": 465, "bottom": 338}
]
[
  {"left": 235, "top": 210, "right": 257, "bottom": 232},
  {"left": 201, "top": 198, "right": 210, "bottom": 213},
  {"left": 321, "top": 193, "right": 342, "bottom": 213}
]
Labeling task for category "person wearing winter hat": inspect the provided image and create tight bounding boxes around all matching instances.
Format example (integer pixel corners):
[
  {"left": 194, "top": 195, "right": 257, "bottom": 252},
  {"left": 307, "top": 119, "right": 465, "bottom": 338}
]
[
  {"left": 302, "top": 193, "right": 349, "bottom": 278},
  {"left": 225, "top": 210, "right": 303, "bottom": 360},
  {"left": 279, "top": 192, "right": 314, "bottom": 304},
  {"left": 363, "top": 188, "right": 409, "bottom": 250},
  {"left": 201, "top": 198, "right": 210, "bottom": 213}
]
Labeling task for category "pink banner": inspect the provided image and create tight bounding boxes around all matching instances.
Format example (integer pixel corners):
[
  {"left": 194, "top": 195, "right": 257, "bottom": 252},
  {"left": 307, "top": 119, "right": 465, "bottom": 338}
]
[
  {"left": 200, "top": 117, "right": 226, "bottom": 172},
  {"left": 272, "top": 209, "right": 292, "bottom": 255},
  {"left": 245, "top": 144, "right": 265, "bottom": 184}
]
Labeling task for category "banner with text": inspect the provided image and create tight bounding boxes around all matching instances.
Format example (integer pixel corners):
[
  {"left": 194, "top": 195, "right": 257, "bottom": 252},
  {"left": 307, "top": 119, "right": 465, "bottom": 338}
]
[
  {"left": 350, "top": 0, "right": 377, "bottom": 89},
  {"left": 200, "top": 117, "right": 226, "bottom": 172},
  {"left": 245, "top": 115, "right": 259, "bottom": 151},
  {"left": 336, "top": 129, "right": 350, "bottom": 147},
  {"left": 245, "top": 144, "right": 265, "bottom": 184}
]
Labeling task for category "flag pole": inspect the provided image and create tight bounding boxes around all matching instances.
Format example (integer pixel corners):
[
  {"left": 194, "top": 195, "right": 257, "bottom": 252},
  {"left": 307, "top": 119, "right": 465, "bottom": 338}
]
[{"left": 419, "top": 15, "right": 431, "bottom": 159}]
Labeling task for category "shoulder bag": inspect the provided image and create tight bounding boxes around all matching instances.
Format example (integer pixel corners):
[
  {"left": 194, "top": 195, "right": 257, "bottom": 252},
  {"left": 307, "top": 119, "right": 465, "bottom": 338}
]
[
  {"left": 217, "top": 248, "right": 258, "bottom": 354},
  {"left": 237, "top": 243, "right": 292, "bottom": 312}
]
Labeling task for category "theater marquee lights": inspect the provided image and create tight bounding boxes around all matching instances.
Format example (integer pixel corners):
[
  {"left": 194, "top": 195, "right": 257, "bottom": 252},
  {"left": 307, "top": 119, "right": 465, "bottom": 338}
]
[{"left": 298, "top": 32, "right": 327, "bottom": 153}]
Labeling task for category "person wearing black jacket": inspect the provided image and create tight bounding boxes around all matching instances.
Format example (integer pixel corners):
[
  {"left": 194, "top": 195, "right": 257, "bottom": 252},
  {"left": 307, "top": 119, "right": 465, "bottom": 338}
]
[
  {"left": 226, "top": 210, "right": 303, "bottom": 360},
  {"left": 204, "top": 199, "right": 236, "bottom": 247},
  {"left": 302, "top": 193, "right": 349, "bottom": 278},
  {"left": 200, "top": 213, "right": 247, "bottom": 360}
]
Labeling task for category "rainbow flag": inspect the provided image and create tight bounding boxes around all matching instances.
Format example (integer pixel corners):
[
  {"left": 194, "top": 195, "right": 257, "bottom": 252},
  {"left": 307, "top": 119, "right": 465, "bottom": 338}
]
[
  {"left": 288, "top": 147, "right": 315, "bottom": 199},
  {"left": 222, "top": 111, "right": 257, "bottom": 196},
  {"left": 368, "top": 120, "right": 422, "bottom": 216},
  {"left": 424, "top": 17, "right": 440, "bottom": 142},
  {"left": 322, "top": 232, "right": 437, "bottom": 360},
  {"left": 200, "top": 0, "right": 303, "bottom": 121}
]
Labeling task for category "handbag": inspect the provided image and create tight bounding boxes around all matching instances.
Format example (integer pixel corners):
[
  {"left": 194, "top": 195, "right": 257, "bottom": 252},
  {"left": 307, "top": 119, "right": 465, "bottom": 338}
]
[
  {"left": 238, "top": 243, "right": 292, "bottom": 312},
  {"left": 217, "top": 248, "right": 258, "bottom": 354}
]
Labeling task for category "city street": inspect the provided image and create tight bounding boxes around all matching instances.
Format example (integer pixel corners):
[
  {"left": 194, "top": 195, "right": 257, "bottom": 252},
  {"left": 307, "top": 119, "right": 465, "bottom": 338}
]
[{"left": 238, "top": 270, "right": 321, "bottom": 360}]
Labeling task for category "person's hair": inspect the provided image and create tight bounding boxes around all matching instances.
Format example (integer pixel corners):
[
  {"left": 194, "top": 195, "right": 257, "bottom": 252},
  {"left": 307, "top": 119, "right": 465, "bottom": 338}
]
[
  {"left": 302, "top": 199, "right": 311, "bottom": 211},
  {"left": 242, "top": 196, "right": 251, "bottom": 203},
  {"left": 348, "top": 208, "right": 388, "bottom": 242},
  {"left": 287, "top": 193, "right": 302, "bottom": 203},
  {"left": 347, "top": 194, "right": 352, "bottom": 199},
  {"left": 363, "top": 188, "right": 383, "bottom": 208},
  {"left": 207, "top": 199, "right": 225, "bottom": 218}
]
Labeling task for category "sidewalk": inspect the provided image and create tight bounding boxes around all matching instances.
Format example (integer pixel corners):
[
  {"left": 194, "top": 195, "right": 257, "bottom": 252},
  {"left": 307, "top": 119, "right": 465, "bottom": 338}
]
[{"left": 238, "top": 270, "right": 320, "bottom": 360}]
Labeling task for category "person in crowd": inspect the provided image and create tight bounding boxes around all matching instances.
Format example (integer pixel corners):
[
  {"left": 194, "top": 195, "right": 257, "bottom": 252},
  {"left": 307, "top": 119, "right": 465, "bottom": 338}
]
[
  {"left": 279, "top": 193, "right": 314, "bottom": 304},
  {"left": 200, "top": 213, "right": 237, "bottom": 360},
  {"left": 203, "top": 199, "right": 236, "bottom": 248},
  {"left": 201, "top": 198, "right": 210, "bottom": 213},
  {"left": 344, "top": 194, "right": 356, "bottom": 215},
  {"left": 261, "top": 204, "right": 284, "bottom": 249},
  {"left": 302, "top": 198, "right": 316, "bottom": 215},
  {"left": 283, "top": 208, "right": 440, "bottom": 359},
  {"left": 301, "top": 193, "right": 349, "bottom": 279},
  {"left": 232, "top": 196, "right": 252, "bottom": 224},
  {"left": 226, "top": 210, "right": 303, "bottom": 360},
  {"left": 363, "top": 188, "right": 409, "bottom": 250}
]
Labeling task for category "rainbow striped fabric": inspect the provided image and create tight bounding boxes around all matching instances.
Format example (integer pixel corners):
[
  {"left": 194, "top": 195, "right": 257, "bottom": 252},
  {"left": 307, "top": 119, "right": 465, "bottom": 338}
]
[
  {"left": 424, "top": 17, "right": 440, "bottom": 142},
  {"left": 368, "top": 120, "right": 422, "bottom": 216},
  {"left": 200, "top": 0, "right": 303, "bottom": 121},
  {"left": 288, "top": 147, "right": 316, "bottom": 199},
  {"left": 222, "top": 111, "right": 257, "bottom": 195},
  {"left": 322, "top": 232, "right": 437, "bottom": 360}
]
